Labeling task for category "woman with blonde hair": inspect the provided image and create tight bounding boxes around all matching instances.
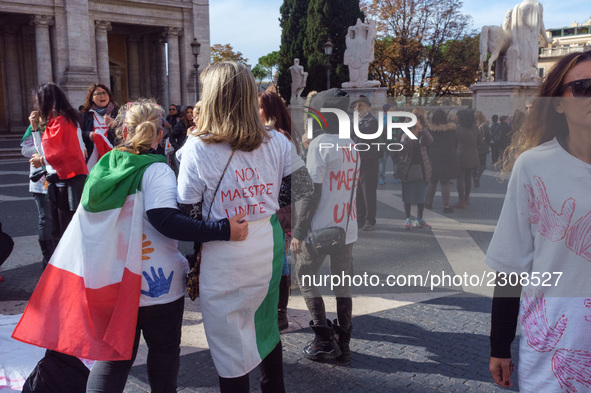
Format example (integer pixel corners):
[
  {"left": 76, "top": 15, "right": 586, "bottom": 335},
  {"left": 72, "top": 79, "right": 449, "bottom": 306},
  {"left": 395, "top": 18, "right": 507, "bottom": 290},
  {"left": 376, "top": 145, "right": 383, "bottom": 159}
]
[
  {"left": 488, "top": 51, "right": 591, "bottom": 391},
  {"left": 177, "top": 62, "right": 313, "bottom": 392},
  {"left": 15, "top": 100, "right": 248, "bottom": 393}
]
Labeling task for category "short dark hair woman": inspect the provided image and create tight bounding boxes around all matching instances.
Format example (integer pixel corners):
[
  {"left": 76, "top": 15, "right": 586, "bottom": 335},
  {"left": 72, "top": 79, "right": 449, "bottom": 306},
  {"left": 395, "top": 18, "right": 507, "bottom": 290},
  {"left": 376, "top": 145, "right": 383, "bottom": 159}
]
[{"left": 80, "top": 83, "right": 119, "bottom": 169}]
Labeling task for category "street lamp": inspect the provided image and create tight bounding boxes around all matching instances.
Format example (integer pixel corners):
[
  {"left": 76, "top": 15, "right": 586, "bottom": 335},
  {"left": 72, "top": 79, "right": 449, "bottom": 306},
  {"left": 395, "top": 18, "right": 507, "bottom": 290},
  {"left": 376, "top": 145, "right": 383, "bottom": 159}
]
[
  {"left": 323, "top": 38, "right": 334, "bottom": 90},
  {"left": 190, "top": 38, "right": 201, "bottom": 102}
]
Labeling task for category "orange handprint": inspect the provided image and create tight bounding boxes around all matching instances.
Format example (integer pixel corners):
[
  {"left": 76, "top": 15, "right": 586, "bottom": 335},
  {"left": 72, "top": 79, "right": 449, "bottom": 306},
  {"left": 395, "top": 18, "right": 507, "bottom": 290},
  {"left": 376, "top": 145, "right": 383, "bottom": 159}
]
[{"left": 142, "top": 234, "right": 154, "bottom": 261}]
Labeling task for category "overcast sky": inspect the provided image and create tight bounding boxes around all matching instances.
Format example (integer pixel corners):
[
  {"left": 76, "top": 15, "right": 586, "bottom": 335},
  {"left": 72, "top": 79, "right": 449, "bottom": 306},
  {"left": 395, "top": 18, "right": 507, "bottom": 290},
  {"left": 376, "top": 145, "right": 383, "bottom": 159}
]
[{"left": 209, "top": 0, "right": 591, "bottom": 66}]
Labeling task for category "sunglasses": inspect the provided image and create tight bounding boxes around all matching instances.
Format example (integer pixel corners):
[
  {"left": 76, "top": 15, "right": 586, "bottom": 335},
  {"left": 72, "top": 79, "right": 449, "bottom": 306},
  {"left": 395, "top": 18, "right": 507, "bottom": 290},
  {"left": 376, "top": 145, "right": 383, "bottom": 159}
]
[{"left": 560, "top": 78, "right": 591, "bottom": 98}]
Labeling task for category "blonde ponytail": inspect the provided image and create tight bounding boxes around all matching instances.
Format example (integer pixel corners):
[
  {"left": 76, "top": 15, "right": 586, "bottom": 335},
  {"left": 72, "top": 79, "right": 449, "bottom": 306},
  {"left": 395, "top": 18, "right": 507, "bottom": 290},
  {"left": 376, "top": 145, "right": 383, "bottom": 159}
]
[{"left": 115, "top": 99, "right": 164, "bottom": 155}]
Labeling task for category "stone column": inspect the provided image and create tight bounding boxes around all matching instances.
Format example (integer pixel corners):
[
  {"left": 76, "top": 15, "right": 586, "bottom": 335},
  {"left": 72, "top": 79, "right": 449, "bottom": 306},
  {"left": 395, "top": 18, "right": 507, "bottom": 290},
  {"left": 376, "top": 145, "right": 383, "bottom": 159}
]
[
  {"left": 94, "top": 20, "right": 112, "bottom": 87},
  {"left": 127, "top": 35, "right": 141, "bottom": 99},
  {"left": 156, "top": 33, "right": 168, "bottom": 108},
  {"left": 166, "top": 27, "right": 183, "bottom": 106},
  {"left": 30, "top": 15, "right": 54, "bottom": 84},
  {"left": 59, "top": 0, "right": 98, "bottom": 106},
  {"left": 4, "top": 27, "right": 24, "bottom": 128}
]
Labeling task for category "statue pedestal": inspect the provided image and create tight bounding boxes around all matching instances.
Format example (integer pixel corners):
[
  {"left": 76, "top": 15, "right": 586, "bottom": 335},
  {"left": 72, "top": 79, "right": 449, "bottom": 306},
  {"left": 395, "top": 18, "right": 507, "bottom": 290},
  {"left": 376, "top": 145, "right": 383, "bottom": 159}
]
[
  {"left": 470, "top": 81, "right": 539, "bottom": 120},
  {"left": 341, "top": 87, "right": 388, "bottom": 110}
]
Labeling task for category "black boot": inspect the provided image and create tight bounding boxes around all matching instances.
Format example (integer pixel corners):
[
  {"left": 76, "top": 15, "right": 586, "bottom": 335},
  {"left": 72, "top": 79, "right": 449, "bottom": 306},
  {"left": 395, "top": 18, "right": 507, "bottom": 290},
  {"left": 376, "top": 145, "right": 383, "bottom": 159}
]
[
  {"left": 38, "top": 239, "right": 54, "bottom": 269},
  {"left": 302, "top": 320, "right": 342, "bottom": 361},
  {"left": 333, "top": 319, "right": 353, "bottom": 363},
  {"left": 278, "top": 274, "right": 290, "bottom": 331}
]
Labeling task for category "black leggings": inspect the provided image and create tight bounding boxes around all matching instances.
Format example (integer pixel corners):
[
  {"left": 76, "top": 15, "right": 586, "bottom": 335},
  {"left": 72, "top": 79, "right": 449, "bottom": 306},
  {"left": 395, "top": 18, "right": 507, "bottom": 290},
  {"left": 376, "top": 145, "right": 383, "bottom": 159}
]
[
  {"left": 218, "top": 341, "right": 286, "bottom": 393},
  {"left": 456, "top": 168, "right": 475, "bottom": 200}
]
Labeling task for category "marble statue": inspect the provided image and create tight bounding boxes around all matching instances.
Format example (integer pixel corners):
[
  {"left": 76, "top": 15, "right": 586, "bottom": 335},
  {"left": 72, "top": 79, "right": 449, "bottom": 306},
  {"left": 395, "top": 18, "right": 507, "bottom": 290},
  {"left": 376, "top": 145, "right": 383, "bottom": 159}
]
[
  {"left": 479, "top": 9, "right": 513, "bottom": 82},
  {"left": 479, "top": 0, "right": 552, "bottom": 82},
  {"left": 289, "top": 58, "right": 308, "bottom": 102},
  {"left": 342, "top": 18, "right": 381, "bottom": 88},
  {"left": 507, "top": 0, "right": 552, "bottom": 82}
]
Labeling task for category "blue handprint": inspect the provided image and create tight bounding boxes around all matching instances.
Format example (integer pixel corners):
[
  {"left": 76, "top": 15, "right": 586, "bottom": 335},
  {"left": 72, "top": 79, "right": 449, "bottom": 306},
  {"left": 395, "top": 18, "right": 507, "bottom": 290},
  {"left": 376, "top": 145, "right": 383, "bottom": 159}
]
[{"left": 141, "top": 267, "right": 174, "bottom": 297}]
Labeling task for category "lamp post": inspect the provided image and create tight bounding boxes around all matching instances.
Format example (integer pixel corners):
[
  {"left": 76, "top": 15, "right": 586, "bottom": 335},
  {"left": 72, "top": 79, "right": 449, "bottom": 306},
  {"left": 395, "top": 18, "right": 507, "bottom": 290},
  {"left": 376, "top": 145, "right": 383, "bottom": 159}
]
[
  {"left": 323, "top": 38, "right": 334, "bottom": 90},
  {"left": 190, "top": 38, "right": 201, "bottom": 102}
]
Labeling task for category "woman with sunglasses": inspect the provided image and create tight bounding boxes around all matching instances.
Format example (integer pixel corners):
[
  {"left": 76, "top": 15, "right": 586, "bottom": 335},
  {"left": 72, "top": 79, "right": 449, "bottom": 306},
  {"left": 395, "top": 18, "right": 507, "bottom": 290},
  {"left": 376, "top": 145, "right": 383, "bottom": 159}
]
[{"left": 487, "top": 51, "right": 591, "bottom": 391}]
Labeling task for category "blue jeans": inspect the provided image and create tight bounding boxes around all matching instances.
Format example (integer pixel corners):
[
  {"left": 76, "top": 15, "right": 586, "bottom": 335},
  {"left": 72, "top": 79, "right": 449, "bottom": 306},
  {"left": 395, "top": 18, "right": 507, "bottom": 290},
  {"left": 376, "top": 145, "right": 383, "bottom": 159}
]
[
  {"left": 33, "top": 192, "right": 52, "bottom": 241},
  {"left": 86, "top": 296, "right": 184, "bottom": 393}
]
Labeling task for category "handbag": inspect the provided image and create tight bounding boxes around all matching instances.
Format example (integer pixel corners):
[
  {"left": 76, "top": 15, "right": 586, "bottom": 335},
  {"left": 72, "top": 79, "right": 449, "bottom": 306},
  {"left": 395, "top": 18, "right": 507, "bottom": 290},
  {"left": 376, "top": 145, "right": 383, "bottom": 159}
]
[
  {"left": 308, "top": 153, "right": 358, "bottom": 254},
  {"left": 187, "top": 150, "right": 235, "bottom": 300},
  {"left": 405, "top": 163, "right": 423, "bottom": 182}
]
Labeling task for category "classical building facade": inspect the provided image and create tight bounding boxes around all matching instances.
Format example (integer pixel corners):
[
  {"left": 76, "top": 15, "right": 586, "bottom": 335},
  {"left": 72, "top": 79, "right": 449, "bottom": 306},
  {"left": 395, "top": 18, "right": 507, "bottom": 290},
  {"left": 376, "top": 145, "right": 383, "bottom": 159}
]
[
  {"left": 0, "top": 0, "right": 210, "bottom": 134},
  {"left": 538, "top": 17, "right": 591, "bottom": 77}
]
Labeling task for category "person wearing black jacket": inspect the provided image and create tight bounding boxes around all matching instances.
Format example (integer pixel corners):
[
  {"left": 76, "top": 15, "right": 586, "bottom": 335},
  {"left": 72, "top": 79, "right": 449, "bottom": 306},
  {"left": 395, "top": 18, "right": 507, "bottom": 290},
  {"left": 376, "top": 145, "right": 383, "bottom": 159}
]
[
  {"left": 351, "top": 95, "right": 380, "bottom": 232},
  {"left": 169, "top": 106, "right": 193, "bottom": 173},
  {"left": 79, "top": 83, "right": 119, "bottom": 161}
]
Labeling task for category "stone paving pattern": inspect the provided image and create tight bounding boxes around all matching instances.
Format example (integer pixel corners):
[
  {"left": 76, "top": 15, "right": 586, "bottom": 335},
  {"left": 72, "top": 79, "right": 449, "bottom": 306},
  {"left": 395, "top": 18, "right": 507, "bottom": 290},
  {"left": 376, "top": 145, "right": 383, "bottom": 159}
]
[{"left": 125, "top": 295, "right": 520, "bottom": 392}]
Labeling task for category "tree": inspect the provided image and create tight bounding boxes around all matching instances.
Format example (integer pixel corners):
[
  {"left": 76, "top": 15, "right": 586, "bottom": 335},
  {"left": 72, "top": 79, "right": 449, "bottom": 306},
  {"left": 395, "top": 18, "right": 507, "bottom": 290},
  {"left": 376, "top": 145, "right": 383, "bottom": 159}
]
[
  {"left": 429, "top": 35, "right": 480, "bottom": 97},
  {"left": 251, "top": 64, "right": 268, "bottom": 87},
  {"left": 364, "top": 0, "right": 476, "bottom": 100},
  {"left": 278, "top": 0, "right": 309, "bottom": 103},
  {"left": 303, "top": 0, "right": 364, "bottom": 93},
  {"left": 210, "top": 43, "right": 248, "bottom": 64},
  {"left": 258, "top": 51, "right": 280, "bottom": 89}
]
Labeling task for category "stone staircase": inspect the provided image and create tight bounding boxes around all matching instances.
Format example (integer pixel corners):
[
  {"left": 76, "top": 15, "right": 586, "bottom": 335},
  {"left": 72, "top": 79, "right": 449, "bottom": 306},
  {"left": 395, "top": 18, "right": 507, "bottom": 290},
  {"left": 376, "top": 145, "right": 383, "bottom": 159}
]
[{"left": 0, "top": 134, "right": 25, "bottom": 160}]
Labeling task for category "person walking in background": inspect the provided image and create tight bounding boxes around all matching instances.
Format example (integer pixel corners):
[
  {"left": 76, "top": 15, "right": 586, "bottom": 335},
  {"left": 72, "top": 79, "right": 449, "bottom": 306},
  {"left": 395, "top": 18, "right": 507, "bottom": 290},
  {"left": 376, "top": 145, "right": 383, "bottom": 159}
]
[
  {"left": 488, "top": 50, "right": 591, "bottom": 391},
  {"left": 258, "top": 90, "right": 301, "bottom": 331},
  {"left": 497, "top": 115, "right": 513, "bottom": 163},
  {"left": 28, "top": 83, "right": 88, "bottom": 245},
  {"left": 397, "top": 114, "right": 433, "bottom": 229},
  {"left": 425, "top": 109, "right": 457, "bottom": 213},
  {"left": 291, "top": 88, "right": 357, "bottom": 364},
  {"left": 378, "top": 103, "right": 402, "bottom": 185},
  {"left": 351, "top": 95, "right": 379, "bottom": 232},
  {"left": 169, "top": 105, "right": 193, "bottom": 174},
  {"left": 453, "top": 109, "right": 480, "bottom": 209},
  {"left": 21, "top": 123, "right": 53, "bottom": 267},
  {"left": 177, "top": 62, "right": 312, "bottom": 393},
  {"left": 473, "top": 111, "right": 491, "bottom": 188},
  {"left": 79, "top": 83, "right": 119, "bottom": 171},
  {"left": 489, "top": 114, "right": 501, "bottom": 165}
]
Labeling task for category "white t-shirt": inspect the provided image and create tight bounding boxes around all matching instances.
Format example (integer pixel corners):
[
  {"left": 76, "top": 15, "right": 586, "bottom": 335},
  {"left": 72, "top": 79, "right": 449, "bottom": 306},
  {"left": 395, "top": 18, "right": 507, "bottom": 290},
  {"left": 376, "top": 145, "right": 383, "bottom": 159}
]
[
  {"left": 177, "top": 130, "right": 305, "bottom": 222},
  {"left": 139, "top": 163, "right": 188, "bottom": 307},
  {"left": 486, "top": 138, "right": 591, "bottom": 392},
  {"left": 306, "top": 134, "right": 358, "bottom": 244}
]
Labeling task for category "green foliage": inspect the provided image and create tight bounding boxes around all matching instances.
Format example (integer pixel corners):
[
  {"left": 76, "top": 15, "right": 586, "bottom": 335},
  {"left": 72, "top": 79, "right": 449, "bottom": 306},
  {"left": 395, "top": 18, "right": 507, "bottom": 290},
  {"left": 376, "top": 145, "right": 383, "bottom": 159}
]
[
  {"left": 251, "top": 64, "right": 269, "bottom": 87},
  {"left": 303, "top": 0, "right": 364, "bottom": 93},
  {"left": 365, "top": 0, "right": 478, "bottom": 99},
  {"left": 278, "top": 0, "right": 309, "bottom": 103},
  {"left": 258, "top": 51, "right": 280, "bottom": 70}
]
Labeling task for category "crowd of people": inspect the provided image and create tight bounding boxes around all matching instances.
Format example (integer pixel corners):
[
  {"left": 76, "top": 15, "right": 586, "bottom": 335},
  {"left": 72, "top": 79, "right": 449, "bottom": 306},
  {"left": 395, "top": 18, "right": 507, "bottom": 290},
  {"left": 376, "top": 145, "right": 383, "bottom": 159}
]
[{"left": 5, "top": 49, "right": 590, "bottom": 393}]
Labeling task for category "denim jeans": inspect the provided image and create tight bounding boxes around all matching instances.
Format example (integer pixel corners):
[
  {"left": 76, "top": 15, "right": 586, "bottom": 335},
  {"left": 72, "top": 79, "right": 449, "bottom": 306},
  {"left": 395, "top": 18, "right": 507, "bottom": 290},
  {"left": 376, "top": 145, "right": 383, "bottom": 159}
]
[
  {"left": 86, "top": 296, "right": 184, "bottom": 393},
  {"left": 33, "top": 193, "right": 52, "bottom": 241}
]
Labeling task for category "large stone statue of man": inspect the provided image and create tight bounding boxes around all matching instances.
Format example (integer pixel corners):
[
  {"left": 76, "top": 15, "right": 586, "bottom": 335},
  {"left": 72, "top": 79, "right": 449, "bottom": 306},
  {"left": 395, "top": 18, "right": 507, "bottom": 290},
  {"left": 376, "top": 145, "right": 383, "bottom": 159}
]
[
  {"left": 289, "top": 58, "right": 308, "bottom": 103},
  {"left": 506, "top": 0, "right": 552, "bottom": 82},
  {"left": 342, "top": 18, "right": 381, "bottom": 88}
]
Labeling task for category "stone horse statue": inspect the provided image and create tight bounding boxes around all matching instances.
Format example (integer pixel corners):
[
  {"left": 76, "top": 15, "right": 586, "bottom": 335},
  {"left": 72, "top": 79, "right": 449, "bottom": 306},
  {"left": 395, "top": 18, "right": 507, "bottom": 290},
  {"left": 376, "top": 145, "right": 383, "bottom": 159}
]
[{"left": 479, "top": 9, "right": 512, "bottom": 82}]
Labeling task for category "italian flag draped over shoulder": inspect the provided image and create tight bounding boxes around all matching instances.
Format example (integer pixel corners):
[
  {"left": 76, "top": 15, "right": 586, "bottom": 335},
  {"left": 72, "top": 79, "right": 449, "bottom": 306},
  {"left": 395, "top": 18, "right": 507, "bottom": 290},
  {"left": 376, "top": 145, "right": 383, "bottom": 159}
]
[{"left": 13, "top": 150, "right": 166, "bottom": 361}]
